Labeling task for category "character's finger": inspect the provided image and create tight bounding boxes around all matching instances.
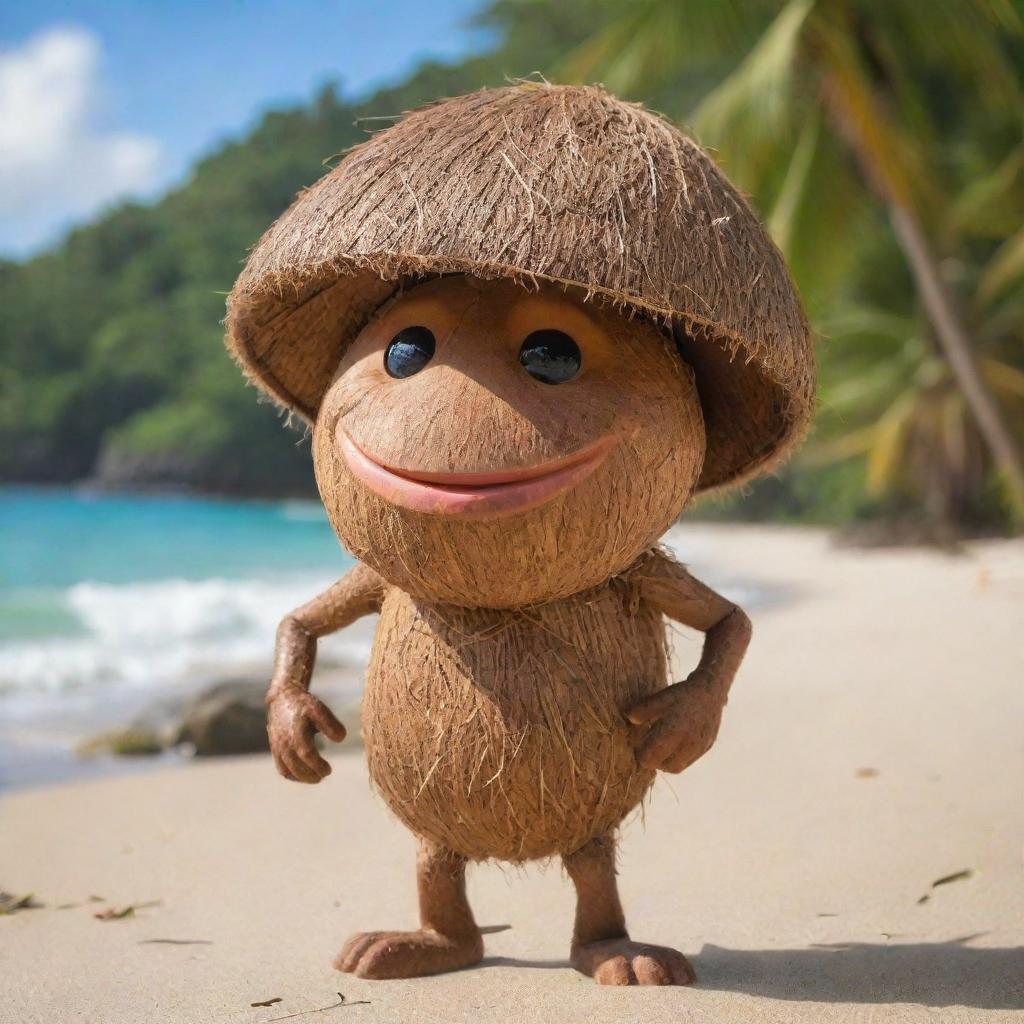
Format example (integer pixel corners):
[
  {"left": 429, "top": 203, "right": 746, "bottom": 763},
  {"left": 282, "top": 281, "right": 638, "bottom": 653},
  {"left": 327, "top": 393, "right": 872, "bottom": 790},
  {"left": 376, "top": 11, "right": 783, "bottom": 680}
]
[
  {"left": 271, "top": 748, "right": 296, "bottom": 781},
  {"left": 280, "top": 744, "right": 318, "bottom": 784},
  {"left": 662, "top": 743, "right": 698, "bottom": 774},
  {"left": 295, "top": 727, "right": 332, "bottom": 780},
  {"left": 625, "top": 686, "right": 679, "bottom": 725},
  {"left": 308, "top": 700, "right": 346, "bottom": 743},
  {"left": 636, "top": 716, "right": 682, "bottom": 770}
]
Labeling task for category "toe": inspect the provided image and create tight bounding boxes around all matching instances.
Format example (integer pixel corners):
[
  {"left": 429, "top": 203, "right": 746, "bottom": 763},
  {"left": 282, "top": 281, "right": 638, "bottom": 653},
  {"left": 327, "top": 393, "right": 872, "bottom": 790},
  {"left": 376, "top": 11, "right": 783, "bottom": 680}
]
[
  {"left": 352, "top": 937, "right": 396, "bottom": 979},
  {"left": 574, "top": 939, "right": 695, "bottom": 987},
  {"left": 668, "top": 951, "right": 696, "bottom": 985},
  {"left": 632, "top": 953, "right": 672, "bottom": 986},
  {"left": 335, "top": 931, "right": 385, "bottom": 973},
  {"left": 594, "top": 954, "right": 636, "bottom": 986}
]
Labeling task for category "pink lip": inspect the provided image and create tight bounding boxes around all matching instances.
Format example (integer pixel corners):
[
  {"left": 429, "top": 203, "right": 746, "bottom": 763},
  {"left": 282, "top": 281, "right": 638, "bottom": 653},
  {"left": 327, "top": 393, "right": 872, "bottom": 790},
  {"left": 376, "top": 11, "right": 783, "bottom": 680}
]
[{"left": 339, "top": 432, "right": 615, "bottom": 518}]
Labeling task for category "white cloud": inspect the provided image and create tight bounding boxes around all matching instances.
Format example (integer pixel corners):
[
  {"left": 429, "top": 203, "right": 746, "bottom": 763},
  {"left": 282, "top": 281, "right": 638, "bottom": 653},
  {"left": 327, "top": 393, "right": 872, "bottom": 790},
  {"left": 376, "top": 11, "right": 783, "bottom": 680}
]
[{"left": 0, "top": 27, "right": 161, "bottom": 256}]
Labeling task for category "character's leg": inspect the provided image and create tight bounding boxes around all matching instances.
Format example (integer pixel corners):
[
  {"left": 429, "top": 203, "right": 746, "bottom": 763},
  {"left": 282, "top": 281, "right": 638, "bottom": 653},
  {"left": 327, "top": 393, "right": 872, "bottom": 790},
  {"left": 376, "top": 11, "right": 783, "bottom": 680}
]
[
  {"left": 563, "top": 834, "right": 695, "bottom": 986},
  {"left": 335, "top": 836, "right": 483, "bottom": 979}
]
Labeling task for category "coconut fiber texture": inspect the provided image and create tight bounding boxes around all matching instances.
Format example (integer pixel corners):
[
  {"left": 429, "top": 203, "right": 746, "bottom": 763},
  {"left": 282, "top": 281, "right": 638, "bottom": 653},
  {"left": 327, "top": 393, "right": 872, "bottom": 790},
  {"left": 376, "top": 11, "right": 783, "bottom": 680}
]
[
  {"left": 362, "top": 562, "right": 668, "bottom": 863},
  {"left": 226, "top": 82, "right": 814, "bottom": 493},
  {"left": 314, "top": 276, "right": 705, "bottom": 610}
]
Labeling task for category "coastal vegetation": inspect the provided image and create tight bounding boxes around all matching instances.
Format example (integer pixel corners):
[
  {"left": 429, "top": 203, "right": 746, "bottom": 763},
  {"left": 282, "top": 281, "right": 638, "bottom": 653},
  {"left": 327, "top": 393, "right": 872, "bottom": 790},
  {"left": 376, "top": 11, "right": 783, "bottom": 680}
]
[{"left": 2, "top": 0, "right": 1022, "bottom": 534}]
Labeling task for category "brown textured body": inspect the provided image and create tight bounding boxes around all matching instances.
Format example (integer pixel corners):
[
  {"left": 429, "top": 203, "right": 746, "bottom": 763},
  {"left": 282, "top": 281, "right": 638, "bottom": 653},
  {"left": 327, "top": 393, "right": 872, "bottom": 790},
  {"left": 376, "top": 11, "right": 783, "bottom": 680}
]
[
  {"left": 363, "top": 564, "right": 667, "bottom": 862},
  {"left": 233, "top": 84, "right": 809, "bottom": 985}
]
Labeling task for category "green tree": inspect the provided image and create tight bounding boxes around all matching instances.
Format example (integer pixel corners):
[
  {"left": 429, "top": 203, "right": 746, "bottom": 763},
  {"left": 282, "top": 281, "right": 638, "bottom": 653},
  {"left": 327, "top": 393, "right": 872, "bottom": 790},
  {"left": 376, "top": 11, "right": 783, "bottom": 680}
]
[
  {"left": 0, "top": 0, "right": 610, "bottom": 495},
  {"left": 564, "top": 0, "right": 1024, "bottom": 528}
]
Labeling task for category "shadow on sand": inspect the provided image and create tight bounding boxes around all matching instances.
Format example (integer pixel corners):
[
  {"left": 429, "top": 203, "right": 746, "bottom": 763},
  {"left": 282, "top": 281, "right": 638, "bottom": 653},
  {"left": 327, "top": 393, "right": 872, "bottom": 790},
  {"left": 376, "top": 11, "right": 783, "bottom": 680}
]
[
  {"left": 481, "top": 938, "right": 1024, "bottom": 1009},
  {"left": 692, "top": 939, "right": 1024, "bottom": 1010}
]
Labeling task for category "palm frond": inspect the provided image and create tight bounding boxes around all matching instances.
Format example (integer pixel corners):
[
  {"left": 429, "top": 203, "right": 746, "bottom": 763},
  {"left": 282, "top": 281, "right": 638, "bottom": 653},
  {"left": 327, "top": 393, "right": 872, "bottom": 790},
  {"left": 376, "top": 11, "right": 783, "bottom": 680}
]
[
  {"left": 866, "top": 393, "right": 918, "bottom": 494},
  {"left": 811, "top": 17, "right": 928, "bottom": 207},
  {"left": 951, "top": 145, "right": 1024, "bottom": 238},
  {"left": 691, "top": 0, "right": 815, "bottom": 155},
  {"left": 558, "top": 0, "right": 775, "bottom": 94},
  {"left": 804, "top": 424, "right": 878, "bottom": 466},
  {"left": 983, "top": 356, "right": 1024, "bottom": 401},
  {"left": 978, "top": 225, "right": 1024, "bottom": 306},
  {"left": 818, "top": 304, "right": 917, "bottom": 342},
  {"left": 822, "top": 357, "right": 913, "bottom": 415},
  {"left": 768, "top": 114, "right": 820, "bottom": 255},
  {"left": 878, "top": 0, "right": 1023, "bottom": 109},
  {"left": 775, "top": 129, "right": 873, "bottom": 312}
]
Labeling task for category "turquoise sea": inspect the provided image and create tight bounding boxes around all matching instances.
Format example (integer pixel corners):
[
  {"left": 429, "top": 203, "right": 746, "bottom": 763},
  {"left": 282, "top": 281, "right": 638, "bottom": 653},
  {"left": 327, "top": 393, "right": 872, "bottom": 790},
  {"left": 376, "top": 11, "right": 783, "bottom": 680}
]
[
  {"left": 0, "top": 488, "right": 360, "bottom": 784},
  {"left": 0, "top": 487, "right": 757, "bottom": 788}
]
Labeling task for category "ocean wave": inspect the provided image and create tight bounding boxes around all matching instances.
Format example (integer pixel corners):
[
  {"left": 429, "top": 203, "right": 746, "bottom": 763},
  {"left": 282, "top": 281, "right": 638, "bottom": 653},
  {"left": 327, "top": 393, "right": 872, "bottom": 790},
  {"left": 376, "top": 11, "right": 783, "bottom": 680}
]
[
  {"left": 0, "top": 574, "right": 374, "bottom": 700},
  {"left": 1, "top": 523, "right": 766, "bottom": 708}
]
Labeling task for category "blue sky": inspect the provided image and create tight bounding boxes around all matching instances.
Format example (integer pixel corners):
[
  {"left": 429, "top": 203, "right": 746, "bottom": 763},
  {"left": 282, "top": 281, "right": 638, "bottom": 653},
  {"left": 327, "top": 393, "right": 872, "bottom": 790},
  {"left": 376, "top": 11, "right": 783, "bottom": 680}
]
[{"left": 0, "top": 0, "right": 491, "bottom": 258}]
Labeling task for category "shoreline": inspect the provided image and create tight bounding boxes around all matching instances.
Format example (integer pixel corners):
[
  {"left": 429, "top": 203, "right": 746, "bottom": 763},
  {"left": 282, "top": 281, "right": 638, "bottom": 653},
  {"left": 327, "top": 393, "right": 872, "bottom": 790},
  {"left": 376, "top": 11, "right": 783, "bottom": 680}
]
[
  {"left": 0, "top": 662, "right": 370, "bottom": 793},
  {"left": 5, "top": 479, "right": 1022, "bottom": 545},
  {"left": 3, "top": 520, "right": 1018, "bottom": 794},
  {"left": 0, "top": 486, "right": 360, "bottom": 791},
  {"left": 0, "top": 518, "right": 772, "bottom": 792},
  {"left": 0, "top": 478, "right": 321, "bottom": 503},
  {"left": 0, "top": 520, "right": 774, "bottom": 790}
]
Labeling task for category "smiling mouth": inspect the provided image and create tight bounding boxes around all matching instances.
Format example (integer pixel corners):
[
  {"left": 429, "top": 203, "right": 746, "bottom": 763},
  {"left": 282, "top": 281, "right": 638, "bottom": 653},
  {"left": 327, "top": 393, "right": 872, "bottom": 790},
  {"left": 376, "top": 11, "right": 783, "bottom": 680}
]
[{"left": 339, "top": 432, "right": 615, "bottom": 518}]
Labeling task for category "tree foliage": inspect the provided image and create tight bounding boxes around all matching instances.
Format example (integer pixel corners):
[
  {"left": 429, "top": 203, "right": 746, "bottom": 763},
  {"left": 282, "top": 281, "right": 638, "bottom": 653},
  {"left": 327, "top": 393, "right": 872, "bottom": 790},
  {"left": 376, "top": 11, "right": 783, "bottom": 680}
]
[
  {"left": 0, "top": 1, "right": 609, "bottom": 494},
  {"left": 2, "top": 0, "right": 1022, "bottom": 533},
  {"left": 563, "top": 0, "right": 1024, "bottom": 531}
]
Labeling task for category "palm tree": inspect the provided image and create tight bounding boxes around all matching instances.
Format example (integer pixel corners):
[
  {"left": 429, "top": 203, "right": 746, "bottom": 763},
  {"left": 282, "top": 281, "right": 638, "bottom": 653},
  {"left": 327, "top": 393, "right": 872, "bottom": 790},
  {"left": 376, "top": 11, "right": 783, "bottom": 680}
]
[
  {"left": 811, "top": 305, "right": 1024, "bottom": 528},
  {"left": 811, "top": 125, "right": 1024, "bottom": 528},
  {"left": 563, "top": 0, "right": 1024, "bottom": 523}
]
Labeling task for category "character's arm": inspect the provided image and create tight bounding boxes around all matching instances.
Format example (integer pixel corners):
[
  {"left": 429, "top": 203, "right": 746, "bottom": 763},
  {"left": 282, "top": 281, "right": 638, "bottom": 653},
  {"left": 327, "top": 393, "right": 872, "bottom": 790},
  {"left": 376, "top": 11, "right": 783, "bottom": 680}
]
[
  {"left": 626, "top": 549, "right": 752, "bottom": 774},
  {"left": 266, "top": 562, "right": 386, "bottom": 784}
]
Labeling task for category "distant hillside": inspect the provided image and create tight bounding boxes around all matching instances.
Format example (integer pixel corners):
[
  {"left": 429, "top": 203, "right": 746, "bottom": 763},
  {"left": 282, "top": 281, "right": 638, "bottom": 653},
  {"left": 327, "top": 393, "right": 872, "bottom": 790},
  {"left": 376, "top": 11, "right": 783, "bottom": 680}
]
[{"left": 0, "top": 1, "right": 609, "bottom": 496}]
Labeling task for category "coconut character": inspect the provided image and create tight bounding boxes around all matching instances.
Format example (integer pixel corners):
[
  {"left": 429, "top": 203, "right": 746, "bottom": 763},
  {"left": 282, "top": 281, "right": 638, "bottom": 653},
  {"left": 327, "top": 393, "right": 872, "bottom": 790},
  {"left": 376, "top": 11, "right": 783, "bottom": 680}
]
[{"left": 226, "top": 84, "right": 813, "bottom": 987}]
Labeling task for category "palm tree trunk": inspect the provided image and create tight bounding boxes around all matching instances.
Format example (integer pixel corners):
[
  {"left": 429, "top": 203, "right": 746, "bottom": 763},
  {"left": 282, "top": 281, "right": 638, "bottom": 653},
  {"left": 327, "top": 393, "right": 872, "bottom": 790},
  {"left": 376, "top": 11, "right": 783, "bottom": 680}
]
[{"left": 886, "top": 202, "right": 1024, "bottom": 518}]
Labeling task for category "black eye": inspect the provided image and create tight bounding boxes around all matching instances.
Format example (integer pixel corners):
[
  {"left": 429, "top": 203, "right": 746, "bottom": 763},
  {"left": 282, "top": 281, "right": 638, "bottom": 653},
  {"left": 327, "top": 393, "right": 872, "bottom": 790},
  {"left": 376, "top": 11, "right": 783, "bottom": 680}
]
[
  {"left": 384, "top": 326, "right": 435, "bottom": 379},
  {"left": 518, "top": 330, "right": 581, "bottom": 385}
]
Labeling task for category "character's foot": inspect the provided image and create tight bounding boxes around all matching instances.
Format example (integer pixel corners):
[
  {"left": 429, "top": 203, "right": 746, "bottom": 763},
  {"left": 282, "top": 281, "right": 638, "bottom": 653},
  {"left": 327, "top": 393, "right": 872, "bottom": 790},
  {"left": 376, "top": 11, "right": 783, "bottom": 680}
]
[
  {"left": 334, "top": 928, "right": 484, "bottom": 979},
  {"left": 571, "top": 937, "right": 696, "bottom": 986}
]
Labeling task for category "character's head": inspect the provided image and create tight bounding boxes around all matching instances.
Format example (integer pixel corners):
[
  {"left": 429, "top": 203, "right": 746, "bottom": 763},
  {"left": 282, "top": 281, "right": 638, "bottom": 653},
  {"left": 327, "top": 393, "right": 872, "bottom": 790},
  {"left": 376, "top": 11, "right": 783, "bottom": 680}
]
[
  {"left": 227, "top": 84, "right": 814, "bottom": 608},
  {"left": 313, "top": 274, "right": 702, "bottom": 605}
]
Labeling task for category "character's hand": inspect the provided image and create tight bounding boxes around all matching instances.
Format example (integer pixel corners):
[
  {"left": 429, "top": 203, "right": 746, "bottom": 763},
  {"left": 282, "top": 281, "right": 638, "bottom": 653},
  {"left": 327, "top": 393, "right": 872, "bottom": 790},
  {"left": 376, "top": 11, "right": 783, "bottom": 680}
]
[
  {"left": 266, "top": 686, "right": 346, "bottom": 784},
  {"left": 625, "top": 674, "right": 725, "bottom": 774}
]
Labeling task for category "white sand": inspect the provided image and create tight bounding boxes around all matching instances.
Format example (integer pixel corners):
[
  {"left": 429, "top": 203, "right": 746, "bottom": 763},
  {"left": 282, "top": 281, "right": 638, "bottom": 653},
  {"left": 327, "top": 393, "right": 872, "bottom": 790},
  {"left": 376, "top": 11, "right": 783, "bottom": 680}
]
[{"left": 2, "top": 525, "right": 1022, "bottom": 1023}]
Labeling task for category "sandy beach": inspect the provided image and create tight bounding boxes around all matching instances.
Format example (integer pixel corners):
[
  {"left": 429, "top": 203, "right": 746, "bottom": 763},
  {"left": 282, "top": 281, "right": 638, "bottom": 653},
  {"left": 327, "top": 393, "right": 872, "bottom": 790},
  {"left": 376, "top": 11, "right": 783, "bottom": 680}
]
[{"left": 2, "top": 524, "right": 1022, "bottom": 1023}]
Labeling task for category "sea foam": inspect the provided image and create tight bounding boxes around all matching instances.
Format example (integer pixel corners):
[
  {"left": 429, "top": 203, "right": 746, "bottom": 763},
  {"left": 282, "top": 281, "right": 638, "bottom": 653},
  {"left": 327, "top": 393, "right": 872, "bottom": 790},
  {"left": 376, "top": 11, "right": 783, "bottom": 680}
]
[{"left": 0, "top": 573, "right": 374, "bottom": 702}]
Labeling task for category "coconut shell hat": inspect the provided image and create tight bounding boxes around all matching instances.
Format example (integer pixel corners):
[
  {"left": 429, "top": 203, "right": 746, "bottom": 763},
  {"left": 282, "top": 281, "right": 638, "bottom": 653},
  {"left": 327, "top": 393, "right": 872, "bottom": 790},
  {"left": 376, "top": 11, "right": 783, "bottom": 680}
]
[{"left": 227, "top": 83, "right": 814, "bottom": 492}]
